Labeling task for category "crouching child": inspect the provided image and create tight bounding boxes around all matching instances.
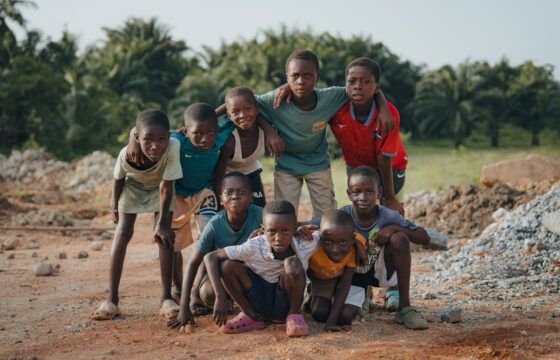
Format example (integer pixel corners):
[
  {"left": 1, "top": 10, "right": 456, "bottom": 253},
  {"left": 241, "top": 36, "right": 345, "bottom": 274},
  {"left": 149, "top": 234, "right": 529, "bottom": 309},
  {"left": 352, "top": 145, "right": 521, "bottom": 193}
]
[{"left": 204, "top": 200, "right": 319, "bottom": 337}]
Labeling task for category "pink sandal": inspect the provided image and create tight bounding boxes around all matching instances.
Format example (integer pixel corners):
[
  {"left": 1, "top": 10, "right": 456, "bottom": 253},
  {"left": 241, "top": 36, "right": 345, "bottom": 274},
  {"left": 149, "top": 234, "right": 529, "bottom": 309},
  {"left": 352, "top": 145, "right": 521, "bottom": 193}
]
[
  {"left": 286, "top": 314, "right": 309, "bottom": 337},
  {"left": 220, "top": 312, "right": 265, "bottom": 334}
]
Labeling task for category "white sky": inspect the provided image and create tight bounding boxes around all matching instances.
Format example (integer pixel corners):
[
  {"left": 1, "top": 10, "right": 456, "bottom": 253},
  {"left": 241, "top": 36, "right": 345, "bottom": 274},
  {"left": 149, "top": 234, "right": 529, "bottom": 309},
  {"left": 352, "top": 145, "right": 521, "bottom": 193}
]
[{"left": 13, "top": 0, "right": 560, "bottom": 79}]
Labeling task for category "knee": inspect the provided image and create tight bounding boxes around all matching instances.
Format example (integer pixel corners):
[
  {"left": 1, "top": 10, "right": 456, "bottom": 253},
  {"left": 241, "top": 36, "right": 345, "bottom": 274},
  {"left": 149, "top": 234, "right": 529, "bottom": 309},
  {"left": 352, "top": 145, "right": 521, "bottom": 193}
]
[
  {"left": 114, "top": 223, "right": 134, "bottom": 246},
  {"left": 284, "top": 257, "right": 303, "bottom": 279},
  {"left": 311, "top": 304, "right": 330, "bottom": 323},
  {"left": 199, "top": 281, "right": 215, "bottom": 305},
  {"left": 388, "top": 232, "right": 410, "bottom": 253}
]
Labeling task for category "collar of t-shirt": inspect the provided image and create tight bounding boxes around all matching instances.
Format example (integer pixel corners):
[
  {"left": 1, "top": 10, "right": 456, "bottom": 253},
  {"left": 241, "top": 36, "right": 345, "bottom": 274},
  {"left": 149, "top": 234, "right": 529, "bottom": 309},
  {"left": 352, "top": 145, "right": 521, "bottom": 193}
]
[
  {"left": 262, "top": 237, "right": 304, "bottom": 261},
  {"left": 349, "top": 99, "right": 377, "bottom": 127}
]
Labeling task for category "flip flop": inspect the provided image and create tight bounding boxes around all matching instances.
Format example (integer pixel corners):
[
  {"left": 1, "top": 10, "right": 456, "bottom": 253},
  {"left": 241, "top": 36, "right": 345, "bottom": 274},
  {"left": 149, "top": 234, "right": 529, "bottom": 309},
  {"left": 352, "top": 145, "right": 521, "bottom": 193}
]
[
  {"left": 220, "top": 312, "right": 265, "bottom": 334},
  {"left": 384, "top": 290, "right": 400, "bottom": 312},
  {"left": 160, "top": 299, "right": 180, "bottom": 319},
  {"left": 285, "top": 314, "right": 309, "bottom": 337},
  {"left": 171, "top": 292, "right": 181, "bottom": 305},
  {"left": 90, "top": 301, "right": 120, "bottom": 320}
]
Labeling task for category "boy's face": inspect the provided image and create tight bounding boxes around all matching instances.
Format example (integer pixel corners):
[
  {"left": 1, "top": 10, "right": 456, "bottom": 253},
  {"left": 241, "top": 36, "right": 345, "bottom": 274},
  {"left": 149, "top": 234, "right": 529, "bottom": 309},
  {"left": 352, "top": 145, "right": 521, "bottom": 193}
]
[
  {"left": 220, "top": 176, "right": 252, "bottom": 215},
  {"left": 347, "top": 175, "right": 381, "bottom": 215},
  {"left": 286, "top": 59, "right": 320, "bottom": 99},
  {"left": 319, "top": 220, "right": 354, "bottom": 263},
  {"left": 226, "top": 95, "right": 259, "bottom": 131},
  {"left": 185, "top": 120, "right": 218, "bottom": 152},
  {"left": 263, "top": 213, "right": 296, "bottom": 254},
  {"left": 135, "top": 124, "right": 170, "bottom": 162},
  {"left": 345, "top": 66, "right": 379, "bottom": 107}
]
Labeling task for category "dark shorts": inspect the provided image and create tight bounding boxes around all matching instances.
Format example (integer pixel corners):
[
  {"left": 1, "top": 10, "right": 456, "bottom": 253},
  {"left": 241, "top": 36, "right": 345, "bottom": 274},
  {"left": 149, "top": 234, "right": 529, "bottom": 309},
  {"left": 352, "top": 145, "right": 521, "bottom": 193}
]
[
  {"left": 247, "top": 169, "right": 266, "bottom": 208},
  {"left": 244, "top": 266, "right": 289, "bottom": 321},
  {"left": 345, "top": 165, "right": 405, "bottom": 197}
]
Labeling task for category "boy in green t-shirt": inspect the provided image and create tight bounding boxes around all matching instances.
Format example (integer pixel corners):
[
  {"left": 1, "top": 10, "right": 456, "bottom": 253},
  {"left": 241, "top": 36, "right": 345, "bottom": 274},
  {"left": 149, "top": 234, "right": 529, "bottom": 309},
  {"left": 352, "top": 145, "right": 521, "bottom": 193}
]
[{"left": 254, "top": 50, "right": 395, "bottom": 218}]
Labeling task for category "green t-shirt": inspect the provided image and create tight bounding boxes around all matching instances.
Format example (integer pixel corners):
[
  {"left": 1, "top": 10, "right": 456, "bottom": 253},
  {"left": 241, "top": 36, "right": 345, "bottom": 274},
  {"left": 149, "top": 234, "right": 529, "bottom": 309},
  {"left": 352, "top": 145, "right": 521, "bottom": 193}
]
[
  {"left": 256, "top": 87, "right": 348, "bottom": 174},
  {"left": 195, "top": 204, "right": 263, "bottom": 253}
]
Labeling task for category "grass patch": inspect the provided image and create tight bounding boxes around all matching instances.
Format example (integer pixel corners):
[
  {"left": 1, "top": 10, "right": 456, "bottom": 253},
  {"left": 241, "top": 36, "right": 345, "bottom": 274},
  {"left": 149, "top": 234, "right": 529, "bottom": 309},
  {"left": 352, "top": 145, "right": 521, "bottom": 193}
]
[
  {"left": 261, "top": 144, "right": 560, "bottom": 206},
  {"left": 13, "top": 190, "right": 34, "bottom": 201}
]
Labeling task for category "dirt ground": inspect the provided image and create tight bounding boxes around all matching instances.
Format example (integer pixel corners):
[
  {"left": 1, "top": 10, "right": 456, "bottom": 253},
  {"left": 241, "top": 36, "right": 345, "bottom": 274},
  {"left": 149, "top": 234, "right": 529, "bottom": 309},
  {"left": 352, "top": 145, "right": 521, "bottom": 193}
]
[{"left": 1, "top": 186, "right": 559, "bottom": 360}]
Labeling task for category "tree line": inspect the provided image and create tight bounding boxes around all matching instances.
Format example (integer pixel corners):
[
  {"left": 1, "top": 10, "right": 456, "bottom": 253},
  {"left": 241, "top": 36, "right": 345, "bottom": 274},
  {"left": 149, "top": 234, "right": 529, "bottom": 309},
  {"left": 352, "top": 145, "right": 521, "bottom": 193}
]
[{"left": 1, "top": 1, "right": 559, "bottom": 160}]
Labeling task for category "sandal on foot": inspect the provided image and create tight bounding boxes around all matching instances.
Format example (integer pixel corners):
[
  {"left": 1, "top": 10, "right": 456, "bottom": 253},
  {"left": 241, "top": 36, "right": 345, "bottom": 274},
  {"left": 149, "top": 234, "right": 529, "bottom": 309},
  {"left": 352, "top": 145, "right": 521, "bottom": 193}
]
[
  {"left": 160, "top": 299, "right": 180, "bottom": 319},
  {"left": 286, "top": 314, "right": 309, "bottom": 337},
  {"left": 395, "top": 306, "right": 429, "bottom": 330},
  {"left": 90, "top": 301, "right": 120, "bottom": 320},
  {"left": 384, "top": 290, "right": 400, "bottom": 312},
  {"left": 189, "top": 296, "right": 210, "bottom": 316},
  {"left": 171, "top": 291, "right": 181, "bottom": 305},
  {"left": 220, "top": 312, "right": 265, "bottom": 334}
]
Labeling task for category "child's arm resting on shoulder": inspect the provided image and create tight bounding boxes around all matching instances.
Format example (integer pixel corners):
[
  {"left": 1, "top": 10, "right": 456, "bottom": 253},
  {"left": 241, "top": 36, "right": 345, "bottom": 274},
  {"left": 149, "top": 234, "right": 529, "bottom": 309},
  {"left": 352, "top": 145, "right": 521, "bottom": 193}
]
[
  {"left": 374, "top": 91, "right": 395, "bottom": 135},
  {"left": 124, "top": 127, "right": 145, "bottom": 166},
  {"left": 213, "top": 134, "right": 235, "bottom": 202},
  {"left": 273, "top": 83, "right": 293, "bottom": 108},
  {"left": 257, "top": 114, "right": 284, "bottom": 159},
  {"left": 109, "top": 178, "right": 125, "bottom": 224},
  {"left": 168, "top": 250, "right": 205, "bottom": 329},
  {"left": 203, "top": 249, "right": 231, "bottom": 326},
  {"left": 154, "top": 180, "right": 175, "bottom": 248},
  {"left": 325, "top": 266, "right": 355, "bottom": 332},
  {"left": 377, "top": 155, "right": 404, "bottom": 215},
  {"left": 374, "top": 224, "right": 429, "bottom": 246}
]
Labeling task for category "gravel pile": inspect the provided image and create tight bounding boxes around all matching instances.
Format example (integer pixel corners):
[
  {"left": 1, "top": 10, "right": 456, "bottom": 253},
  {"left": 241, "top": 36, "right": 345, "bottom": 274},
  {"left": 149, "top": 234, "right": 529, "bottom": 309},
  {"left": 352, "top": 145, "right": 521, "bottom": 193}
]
[
  {"left": 415, "top": 182, "right": 560, "bottom": 305},
  {"left": 10, "top": 208, "right": 76, "bottom": 226},
  {"left": 0, "top": 149, "right": 115, "bottom": 193}
]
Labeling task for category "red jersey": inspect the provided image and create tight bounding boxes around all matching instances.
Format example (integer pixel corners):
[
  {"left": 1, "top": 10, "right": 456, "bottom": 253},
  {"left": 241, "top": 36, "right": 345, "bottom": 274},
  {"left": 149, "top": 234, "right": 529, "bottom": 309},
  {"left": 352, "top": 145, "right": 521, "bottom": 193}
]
[{"left": 329, "top": 100, "right": 407, "bottom": 170}]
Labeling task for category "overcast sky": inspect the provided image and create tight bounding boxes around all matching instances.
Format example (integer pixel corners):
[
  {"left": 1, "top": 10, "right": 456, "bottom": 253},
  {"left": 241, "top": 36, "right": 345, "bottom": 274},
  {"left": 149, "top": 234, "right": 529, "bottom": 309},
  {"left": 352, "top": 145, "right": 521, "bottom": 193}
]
[{"left": 13, "top": 0, "right": 560, "bottom": 79}]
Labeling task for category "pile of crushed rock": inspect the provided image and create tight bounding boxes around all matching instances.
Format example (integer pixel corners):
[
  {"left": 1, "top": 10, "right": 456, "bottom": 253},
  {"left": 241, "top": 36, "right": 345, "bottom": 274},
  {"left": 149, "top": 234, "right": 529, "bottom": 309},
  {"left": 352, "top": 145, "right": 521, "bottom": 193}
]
[
  {"left": 0, "top": 149, "right": 115, "bottom": 193},
  {"left": 9, "top": 208, "right": 76, "bottom": 227},
  {"left": 415, "top": 182, "right": 560, "bottom": 305},
  {"left": 405, "top": 181, "right": 554, "bottom": 238}
]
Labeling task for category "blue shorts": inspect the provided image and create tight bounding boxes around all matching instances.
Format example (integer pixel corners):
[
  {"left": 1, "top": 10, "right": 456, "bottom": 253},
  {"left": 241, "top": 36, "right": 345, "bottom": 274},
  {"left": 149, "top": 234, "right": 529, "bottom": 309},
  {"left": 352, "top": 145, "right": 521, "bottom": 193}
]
[{"left": 244, "top": 267, "right": 289, "bottom": 321}]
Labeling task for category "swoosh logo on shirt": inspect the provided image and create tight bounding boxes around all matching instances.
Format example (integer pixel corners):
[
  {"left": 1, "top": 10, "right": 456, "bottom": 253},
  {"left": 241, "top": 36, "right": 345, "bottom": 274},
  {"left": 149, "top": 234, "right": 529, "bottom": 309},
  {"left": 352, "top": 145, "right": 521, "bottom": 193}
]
[
  {"left": 397, "top": 172, "right": 405, "bottom": 178},
  {"left": 184, "top": 154, "right": 192, "bottom": 158},
  {"left": 337, "top": 124, "right": 346, "bottom": 129}
]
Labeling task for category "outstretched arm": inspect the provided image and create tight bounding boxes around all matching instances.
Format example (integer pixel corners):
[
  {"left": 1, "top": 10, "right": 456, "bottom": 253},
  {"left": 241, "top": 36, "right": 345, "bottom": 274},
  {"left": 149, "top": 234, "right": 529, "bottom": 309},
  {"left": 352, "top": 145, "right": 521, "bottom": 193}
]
[
  {"left": 109, "top": 178, "right": 125, "bottom": 224},
  {"left": 204, "top": 249, "right": 231, "bottom": 326},
  {"left": 374, "top": 225, "right": 429, "bottom": 246},
  {"left": 378, "top": 155, "right": 404, "bottom": 215},
  {"left": 213, "top": 134, "right": 235, "bottom": 203},
  {"left": 325, "top": 266, "right": 355, "bottom": 332},
  {"left": 154, "top": 180, "right": 175, "bottom": 248}
]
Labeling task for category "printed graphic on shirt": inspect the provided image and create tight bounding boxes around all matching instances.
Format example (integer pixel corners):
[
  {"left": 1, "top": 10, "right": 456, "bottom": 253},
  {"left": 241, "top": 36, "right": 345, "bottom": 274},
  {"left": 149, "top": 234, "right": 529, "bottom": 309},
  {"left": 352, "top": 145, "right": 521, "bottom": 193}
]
[
  {"left": 355, "top": 226, "right": 382, "bottom": 274},
  {"left": 312, "top": 120, "right": 328, "bottom": 132}
]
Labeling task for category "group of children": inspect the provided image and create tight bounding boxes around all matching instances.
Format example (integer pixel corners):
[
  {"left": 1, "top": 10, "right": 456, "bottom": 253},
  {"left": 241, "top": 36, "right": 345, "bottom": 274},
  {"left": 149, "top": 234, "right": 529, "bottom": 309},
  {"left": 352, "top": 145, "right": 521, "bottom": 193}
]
[{"left": 90, "top": 49, "right": 431, "bottom": 336}]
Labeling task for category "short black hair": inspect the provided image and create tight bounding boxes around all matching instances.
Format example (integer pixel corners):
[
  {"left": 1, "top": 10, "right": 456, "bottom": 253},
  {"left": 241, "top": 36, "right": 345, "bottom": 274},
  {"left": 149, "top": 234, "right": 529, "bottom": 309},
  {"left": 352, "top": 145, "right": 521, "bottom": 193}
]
[
  {"left": 136, "top": 109, "right": 170, "bottom": 132},
  {"left": 220, "top": 171, "right": 250, "bottom": 192},
  {"left": 225, "top": 86, "right": 256, "bottom": 104},
  {"left": 264, "top": 200, "right": 296, "bottom": 220},
  {"left": 321, "top": 209, "right": 354, "bottom": 230},
  {"left": 348, "top": 166, "right": 381, "bottom": 187},
  {"left": 345, "top": 57, "right": 381, "bottom": 84},
  {"left": 183, "top": 103, "right": 218, "bottom": 127},
  {"left": 285, "top": 49, "right": 320, "bottom": 73}
]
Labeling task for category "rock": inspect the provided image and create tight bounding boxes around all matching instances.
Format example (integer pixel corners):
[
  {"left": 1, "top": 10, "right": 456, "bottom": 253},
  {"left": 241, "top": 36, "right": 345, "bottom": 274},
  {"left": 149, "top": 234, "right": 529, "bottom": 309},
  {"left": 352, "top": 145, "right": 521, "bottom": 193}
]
[
  {"left": 34, "top": 263, "right": 54, "bottom": 276},
  {"left": 89, "top": 241, "right": 104, "bottom": 251},
  {"left": 77, "top": 251, "right": 89, "bottom": 258},
  {"left": 7, "top": 253, "right": 15, "bottom": 259},
  {"left": 535, "top": 242, "right": 546, "bottom": 251},
  {"left": 524, "top": 239, "right": 536, "bottom": 251},
  {"left": 426, "top": 228, "right": 448, "bottom": 250},
  {"left": 57, "top": 252, "right": 67, "bottom": 259},
  {"left": 27, "top": 244, "right": 40, "bottom": 249},
  {"left": 542, "top": 210, "right": 560, "bottom": 234},
  {"left": 2, "top": 238, "right": 19, "bottom": 250},
  {"left": 481, "top": 154, "right": 560, "bottom": 188},
  {"left": 32, "top": 252, "right": 38, "bottom": 258},
  {"left": 440, "top": 308, "right": 462, "bottom": 323},
  {"left": 492, "top": 208, "right": 509, "bottom": 223},
  {"left": 520, "top": 330, "right": 528, "bottom": 336},
  {"left": 422, "top": 292, "right": 435, "bottom": 299}
]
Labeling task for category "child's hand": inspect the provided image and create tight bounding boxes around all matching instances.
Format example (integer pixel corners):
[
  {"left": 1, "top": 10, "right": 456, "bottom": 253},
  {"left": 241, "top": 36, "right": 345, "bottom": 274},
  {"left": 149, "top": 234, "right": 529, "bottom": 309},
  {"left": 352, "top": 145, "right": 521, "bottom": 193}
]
[
  {"left": 154, "top": 224, "right": 175, "bottom": 249},
  {"left": 176, "top": 127, "right": 187, "bottom": 135},
  {"left": 167, "top": 309, "right": 196, "bottom": 329},
  {"left": 273, "top": 83, "right": 293, "bottom": 108},
  {"left": 354, "top": 237, "right": 367, "bottom": 267},
  {"left": 376, "top": 106, "right": 395, "bottom": 135},
  {"left": 266, "top": 132, "right": 285, "bottom": 159},
  {"left": 374, "top": 225, "right": 398, "bottom": 245},
  {"left": 295, "top": 224, "right": 318, "bottom": 241},
  {"left": 125, "top": 141, "right": 145, "bottom": 167},
  {"left": 248, "top": 226, "right": 264, "bottom": 239},
  {"left": 212, "top": 298, "right": 229, "bottom": 326},
  {"left": 383, "top": 197, "right": 405, "bottom": 216},
  {"left": 111, "top": 210, "right": 118, "bottom": 224}
]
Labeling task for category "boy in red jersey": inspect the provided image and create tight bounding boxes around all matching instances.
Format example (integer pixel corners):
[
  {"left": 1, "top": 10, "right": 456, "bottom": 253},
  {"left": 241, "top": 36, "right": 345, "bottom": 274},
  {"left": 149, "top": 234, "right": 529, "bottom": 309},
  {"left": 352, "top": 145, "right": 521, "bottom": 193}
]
[{"left": 329, "top": 57, "right": 407, "bottom": 216}]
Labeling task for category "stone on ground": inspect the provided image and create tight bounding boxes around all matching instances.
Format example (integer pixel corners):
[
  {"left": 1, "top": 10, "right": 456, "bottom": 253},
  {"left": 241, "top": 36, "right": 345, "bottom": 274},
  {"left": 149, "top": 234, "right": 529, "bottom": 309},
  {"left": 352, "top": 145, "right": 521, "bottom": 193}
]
[
  {"left": 440, "top": 308, "right": 462, "bottom": 323},
  {"left": 34, "top": 263, "right": 54, "bottom": 276}
]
